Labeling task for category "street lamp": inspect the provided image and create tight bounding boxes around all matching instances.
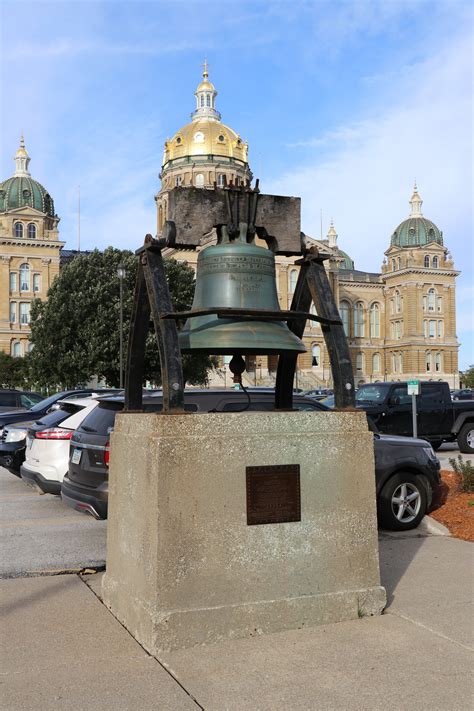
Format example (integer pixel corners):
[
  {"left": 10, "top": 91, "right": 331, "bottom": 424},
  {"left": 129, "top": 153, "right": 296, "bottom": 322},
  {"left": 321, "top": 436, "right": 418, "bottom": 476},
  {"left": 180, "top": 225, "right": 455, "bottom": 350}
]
[{"left": 117, "top": 263, "right": 126, "bottom": 388}]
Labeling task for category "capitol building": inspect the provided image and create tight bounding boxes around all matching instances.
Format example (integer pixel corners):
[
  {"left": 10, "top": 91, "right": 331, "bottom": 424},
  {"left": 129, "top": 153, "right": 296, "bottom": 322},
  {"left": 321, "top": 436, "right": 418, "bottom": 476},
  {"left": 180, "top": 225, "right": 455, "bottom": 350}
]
[
  {"left": 158, "top": 67, "right": 460, "bottom": 389},
  {"left": 0, "top": 66, "right": 460, "bottom": 388}
]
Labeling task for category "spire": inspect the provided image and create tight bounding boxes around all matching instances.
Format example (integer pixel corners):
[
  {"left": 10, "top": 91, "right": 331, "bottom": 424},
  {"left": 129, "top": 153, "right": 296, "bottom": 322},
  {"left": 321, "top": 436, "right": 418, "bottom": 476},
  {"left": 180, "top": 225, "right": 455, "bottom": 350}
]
[
  {"left": 409, "top": 181, "right": 423, "bottom": 217},
  {"left": 14, "top": 135, "right": 31, "bottom": 177},
  {"left": 327, "top": 219, "right": 338, "bottom": 248},
  {"left": 192, "top": 61, "right": 221, "bottom": 121}
]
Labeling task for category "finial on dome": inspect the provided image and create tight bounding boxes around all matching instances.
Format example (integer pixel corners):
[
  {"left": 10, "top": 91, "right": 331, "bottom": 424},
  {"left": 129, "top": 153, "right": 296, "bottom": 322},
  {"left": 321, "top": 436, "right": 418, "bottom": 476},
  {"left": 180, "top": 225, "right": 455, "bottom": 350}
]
[
  {"left": 409, "top": 182, "right": 423, "bottom": 217},
  {"left": 14, "top": 134, "right": 31, "bottom": 176},
  {"left": 327, "top": 219, "right": 338, "bottom": 248},
  {"left": 202, "top": 58, "right": 209, "bottom": 79}
]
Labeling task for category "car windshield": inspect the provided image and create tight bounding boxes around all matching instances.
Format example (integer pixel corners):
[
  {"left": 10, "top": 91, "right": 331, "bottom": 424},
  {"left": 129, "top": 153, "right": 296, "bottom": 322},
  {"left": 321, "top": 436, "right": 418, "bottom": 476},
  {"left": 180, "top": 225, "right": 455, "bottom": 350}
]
[
  {"left": 355, "top": 384, "right": 391, "bottom": 403},
  {"left": 29, "top": 392, "right": 69, "bottom": 413}
]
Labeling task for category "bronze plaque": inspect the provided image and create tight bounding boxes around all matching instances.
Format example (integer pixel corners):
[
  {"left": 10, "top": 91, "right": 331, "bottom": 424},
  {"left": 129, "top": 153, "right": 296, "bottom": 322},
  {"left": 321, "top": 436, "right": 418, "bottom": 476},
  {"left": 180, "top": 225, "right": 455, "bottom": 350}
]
[{"left": 246, "top": 464, "right": 301, "bottom": 525}]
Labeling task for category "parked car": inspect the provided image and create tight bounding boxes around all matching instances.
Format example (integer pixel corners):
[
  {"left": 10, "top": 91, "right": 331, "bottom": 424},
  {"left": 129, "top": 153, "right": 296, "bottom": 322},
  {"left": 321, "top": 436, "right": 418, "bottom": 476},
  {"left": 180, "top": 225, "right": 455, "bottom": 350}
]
[
  {"left": 0, "top": 390, "right": 121, "bottom": 476},
  {"left": 0, "top": 389, "right": 43, "bottom": 412},
  {"left": 61, "top": 390, "right": 329, "bottom": 520},
  {"left": 304, "top": 388, "right": 333, "bottom": 401},
  {"left": 61, "top": 389, "right": 439, "bottom": 530},
  {"left": 451, "top": 389, "right": 473, "bottom": 401},
  {"left": 353, "top": 381, "right": 474, "bottom": 452},
  {"left": 20, "top": 397, "right": 101, "bottom": 495}
]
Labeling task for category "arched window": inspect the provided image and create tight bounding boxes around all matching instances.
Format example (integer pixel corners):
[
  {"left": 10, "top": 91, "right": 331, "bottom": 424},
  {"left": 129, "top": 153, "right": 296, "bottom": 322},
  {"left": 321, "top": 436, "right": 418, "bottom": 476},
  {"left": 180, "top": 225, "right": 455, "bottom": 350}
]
[
  {"left": 432, "top": 256, "right": 439, "bottom": 268},
  {"left": 206, "top": 94, "right": 211, "bottom": 107},
  {"left": 195, "top": 173, "right": 204, "bottom": 187},
  {"left": 369, "top": 303, "right": 380, "bottom": 338},
  {"left": 395, "top": 290, "right": 401, "bottom": 313},
  {"left": 391, "top": 258, "right": 396, "bottom": 271},
  {"left": 372, "top": 353, "right": 381, "bottom": 373},
  {"left": 12, "top": 341, "right": 21, "bottom": 357},
  {"left": 425, "top": 351, "right": 431, "bottom": 372},
  {"left": 27, "top": 223, "right": 36, "bottom": 239},
  {"left": 428, "top": 288, "right": 436, "bottom": 311},
  {"left": 354, "top": 302, "right": 365, "bottom": 337},
  {"left": 310, "top": 303, "right": 319, "bottom": 329},
  {"left": 14, "top": 222, "right": 23, "bottom": 238},
  {"left": 27, "top": 342, "right": 34, "bottom": 353},
  {"left": 9, "top": 302, "right": 16, "bottom": 323},
  {"left": 356, "top": 353, "right": 364, "bottom": 372},
  {"left": 289, "top": 269, "right": 298, "bottom": 293},
  {"left": 175, "top": 176, "right": 182, "bottom": 187},
  {"left": 20, "top": 263, "right": 30, "bottom": 291},
  {"left": 424, "top": 255, "right": 430, "bottom": 268},
  {"left": 217, "top": 174, "right": 226, "bottom": 187},
  {"left": 200, "top": 95, "right": 204, "bottom": 107},
  {"left": 340, "top": 301, "right": 350, "bottom": 336},
  {"left": 435, "top": 352, "right": 442, "bottom": 372},
  {"left": 311, "top": 344, "right": 320, "bottom": 367}
]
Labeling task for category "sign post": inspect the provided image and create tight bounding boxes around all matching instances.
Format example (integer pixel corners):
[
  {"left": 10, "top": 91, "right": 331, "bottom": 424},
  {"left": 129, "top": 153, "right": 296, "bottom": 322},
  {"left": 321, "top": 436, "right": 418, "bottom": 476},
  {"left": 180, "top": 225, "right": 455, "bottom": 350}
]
[{"left": 407, "top": 380, "right": 420, "bottom": 438}]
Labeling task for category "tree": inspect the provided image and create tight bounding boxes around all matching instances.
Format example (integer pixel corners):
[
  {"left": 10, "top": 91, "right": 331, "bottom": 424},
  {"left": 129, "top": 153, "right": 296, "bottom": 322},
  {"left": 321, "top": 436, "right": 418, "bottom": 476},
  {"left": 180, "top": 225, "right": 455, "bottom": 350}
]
[
  {"left": 460, "top": 365, "right": 474, "bottom": 389},
  {"left": 28, "top": 248, "right": 215, "bottom": 388},
  {"left": 0, "top": 352, "right": 32, "bottom": 389}
]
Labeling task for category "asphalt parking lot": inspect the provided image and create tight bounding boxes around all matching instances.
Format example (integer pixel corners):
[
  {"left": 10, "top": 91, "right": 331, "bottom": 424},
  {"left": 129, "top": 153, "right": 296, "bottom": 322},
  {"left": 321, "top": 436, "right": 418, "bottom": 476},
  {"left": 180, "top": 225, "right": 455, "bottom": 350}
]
[{"left": 0, "top": 466, "right": 106, "bottom": 578}]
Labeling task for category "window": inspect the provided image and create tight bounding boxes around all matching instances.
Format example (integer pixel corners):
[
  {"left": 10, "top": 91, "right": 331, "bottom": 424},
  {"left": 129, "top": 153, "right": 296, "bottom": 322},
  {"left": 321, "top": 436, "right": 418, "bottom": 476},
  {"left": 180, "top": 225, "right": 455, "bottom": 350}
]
[
  {"left": 390, "top": 299, "right": 394, "bottom": 315},
  {"left": 395, "top": 321, "right": 402, "bottom": 339},
  {"left": 14, "top": 222, "right": 23, "bottom": 238},
  {"left": 391, "top": 258, "right": 396, "bottom": 271},
  {"left": 372, "top": 353, "right": 381, "bottom": 373},
  {"left": 356, "top": 353, "right": 364, "bottom": 372},
  {"left": 428, "top": 288, "right": 435, "bottom": 311},
  {"left": 432, "top": 256, "right": 439, "bottom": 268},
  {"left": 437, "top": 296, "right": 442, "bottom": 312},
  {"left": 310, "top": 303, "right": 319, "bottom": 329},
  {"left": 423, "top": 320, "right": 428, "bottom": 338},
  {"left": 217, "top": 174, "right": 225, "bottom": 187},
  {"left": 435, "top": 353, "right": 442, "bottom": 372},
  {"left": 9, "top": 272, "right": 17, "bottom": 292},
  {"left": 369, "top": 303, "right": 380, "bottom": 338},
  {"left": 395, "top": 290, "right": 401, "bottom": 313},
  {"left": 12, "top": 342, "right": 21, "bottom": 357},
  {"left": 429, "top": 320, "right": 436, "bottom": 338},
  {"left": 354, "top": 302, "right": 365, "bottom": 337},
  {"left": 289, "top": 269, "right": 298, "bottom": 293},
  {"left": 175, "top": 176, "right": 182, "bottom": 187},
  {"left": 20, "top": 263, "right": 30, "bottom": 291},
  {"left": 398, "top": 257, "right": 402, "bottom": 269},
  {"left": 27, "top": 223, "right": 36, "bottom": 239},
  {"left": 311, "top": 344, "right": 320, "bottom": 367},
  {"left": 206, "top": 94, "right": 211, "bottom": 107},
  {"left": 424, "top": 255, "right": 430, "bottom": 268},
  {"left": 392, "top": 352, "right": 397, "bottom": 372},
  {"left": 398, "top": 352, "right": 403, "bottom": 373},
  {"left": 425, "top": 351, "right": 431, "bottom": 371},
  {"left": 33, "top": 274, "right": 40, "bottom": 292},
  {"left": 195, "top": 173, "right": 204, "bottom": 187},
  {"left": 391, "top": 385, "right": 411, "bottom": 405},
  {"left": 9, "top": 302, "right": 16, "bottom": 323},
  {"left": 423, "top": 295, "right": 427, "bottom": 311},
  {"left": 437, "top": 320, "right": 443, "bottom": 338},
  {"left": 200, "top": 95, "right": 204, "bottom": 107},
  {"left": 20, "top": 303, "right": 30, "bottom": 324},
  {"left": 340, "top": 301, "right": 350, "bottom": 336}
]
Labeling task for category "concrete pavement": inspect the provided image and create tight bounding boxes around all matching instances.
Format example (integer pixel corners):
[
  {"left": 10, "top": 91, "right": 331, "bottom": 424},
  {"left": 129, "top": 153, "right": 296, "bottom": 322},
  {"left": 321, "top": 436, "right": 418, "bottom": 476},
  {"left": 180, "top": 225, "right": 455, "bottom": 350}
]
[{"left": 1, "top": 530, "right": 472, "bottom": 710}]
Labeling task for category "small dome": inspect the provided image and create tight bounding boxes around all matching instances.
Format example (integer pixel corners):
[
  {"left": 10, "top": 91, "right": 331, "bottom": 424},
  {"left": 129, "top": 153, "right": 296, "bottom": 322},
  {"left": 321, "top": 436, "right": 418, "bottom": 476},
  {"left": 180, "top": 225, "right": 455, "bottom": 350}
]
[
  {"left": 390, "top": 185, "right": 443, "bottom": 248},
  {"left": 336, "top": 248, "right": 355, "bottom": 270},
  {"left": 0, "top": 137, "right": 55, "bottom": 217}
]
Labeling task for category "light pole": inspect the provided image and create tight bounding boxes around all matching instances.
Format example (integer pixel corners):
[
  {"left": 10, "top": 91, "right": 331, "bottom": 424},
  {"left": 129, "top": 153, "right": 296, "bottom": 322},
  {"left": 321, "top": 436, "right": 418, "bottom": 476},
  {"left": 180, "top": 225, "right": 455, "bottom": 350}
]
[{"left": 117, "top": 263, "right": 126, "bottom": 388}]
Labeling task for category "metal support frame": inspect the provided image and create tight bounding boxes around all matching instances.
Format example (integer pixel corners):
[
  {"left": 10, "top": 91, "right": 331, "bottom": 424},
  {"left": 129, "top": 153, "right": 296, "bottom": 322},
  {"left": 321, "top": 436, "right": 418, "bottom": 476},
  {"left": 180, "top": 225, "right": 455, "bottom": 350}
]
[{"left": 125, "top": 237, "right": 185, "bottom": 413}]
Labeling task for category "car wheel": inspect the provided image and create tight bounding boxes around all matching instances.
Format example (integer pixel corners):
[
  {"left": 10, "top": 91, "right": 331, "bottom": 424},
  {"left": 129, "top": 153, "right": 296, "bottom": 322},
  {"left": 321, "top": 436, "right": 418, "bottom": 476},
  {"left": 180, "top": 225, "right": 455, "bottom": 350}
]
[
  {"left": 378, "top": 472, "right": 428, "bottom": 531},
  {"left": 457, "top": 423, "right": 474, "bottom": 454}
]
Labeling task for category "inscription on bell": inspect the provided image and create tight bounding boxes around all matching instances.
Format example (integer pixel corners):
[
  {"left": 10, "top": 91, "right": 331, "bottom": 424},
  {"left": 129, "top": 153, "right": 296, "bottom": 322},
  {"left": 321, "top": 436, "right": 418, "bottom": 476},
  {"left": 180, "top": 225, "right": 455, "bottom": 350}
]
[
  {"left": 200, "top": 254, "right": 275, "bottom": 277},
  {"left": 246, "top": 464, "right": 301, "bottom": 525}
]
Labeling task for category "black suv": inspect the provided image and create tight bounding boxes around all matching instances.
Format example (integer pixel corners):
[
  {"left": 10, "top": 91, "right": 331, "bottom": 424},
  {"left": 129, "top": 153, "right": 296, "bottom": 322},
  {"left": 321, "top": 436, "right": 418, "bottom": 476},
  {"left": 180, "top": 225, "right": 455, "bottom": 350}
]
[
  {"left": 61, "top": 389, "right": 440, "bottom": 530},
  {"left": 0, "top": 389, "right": 43, "bottom": 412}
]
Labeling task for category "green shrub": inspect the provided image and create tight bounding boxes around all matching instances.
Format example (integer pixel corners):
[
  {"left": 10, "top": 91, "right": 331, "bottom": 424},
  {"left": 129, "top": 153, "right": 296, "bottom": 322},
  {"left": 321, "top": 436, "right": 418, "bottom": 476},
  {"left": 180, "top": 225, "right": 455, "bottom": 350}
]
[{"left": 449, "top": 455, "right": 474, "bottom": 493}]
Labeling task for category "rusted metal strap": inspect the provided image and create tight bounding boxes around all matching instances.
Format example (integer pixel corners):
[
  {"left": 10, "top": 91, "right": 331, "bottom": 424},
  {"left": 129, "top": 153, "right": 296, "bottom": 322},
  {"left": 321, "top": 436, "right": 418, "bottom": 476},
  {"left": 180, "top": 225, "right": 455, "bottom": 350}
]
[{"left": 161, "top": 307, "right": 341, "bottom": 326}]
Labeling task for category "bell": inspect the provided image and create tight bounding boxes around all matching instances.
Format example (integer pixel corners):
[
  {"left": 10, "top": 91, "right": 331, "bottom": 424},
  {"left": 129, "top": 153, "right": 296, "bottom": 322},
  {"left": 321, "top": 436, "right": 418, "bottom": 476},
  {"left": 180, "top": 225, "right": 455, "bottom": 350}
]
[{"left": 179, "top": 240, "right": 306, "bottom": 355}]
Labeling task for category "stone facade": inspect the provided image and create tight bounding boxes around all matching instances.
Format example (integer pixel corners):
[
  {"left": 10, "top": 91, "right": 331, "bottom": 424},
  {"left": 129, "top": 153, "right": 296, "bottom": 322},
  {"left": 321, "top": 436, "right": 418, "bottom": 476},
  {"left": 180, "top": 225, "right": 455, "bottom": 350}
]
[{"left": 0, "top": 138, "right": 64, "bottom": 356}]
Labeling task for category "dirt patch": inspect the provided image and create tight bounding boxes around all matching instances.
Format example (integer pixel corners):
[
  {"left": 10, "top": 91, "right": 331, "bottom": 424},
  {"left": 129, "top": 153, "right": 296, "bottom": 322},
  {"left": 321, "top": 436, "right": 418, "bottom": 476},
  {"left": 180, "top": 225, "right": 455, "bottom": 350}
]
[{"left": 430, "top": 470, "right": 474, "bottom": 543}]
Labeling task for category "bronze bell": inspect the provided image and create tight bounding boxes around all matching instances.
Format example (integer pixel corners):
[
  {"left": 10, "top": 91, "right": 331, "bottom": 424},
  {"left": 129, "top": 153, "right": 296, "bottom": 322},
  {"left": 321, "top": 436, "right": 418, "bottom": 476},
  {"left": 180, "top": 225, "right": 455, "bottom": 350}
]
[{"left": 178, "top": 236, "right": 306, "bottom": 355}]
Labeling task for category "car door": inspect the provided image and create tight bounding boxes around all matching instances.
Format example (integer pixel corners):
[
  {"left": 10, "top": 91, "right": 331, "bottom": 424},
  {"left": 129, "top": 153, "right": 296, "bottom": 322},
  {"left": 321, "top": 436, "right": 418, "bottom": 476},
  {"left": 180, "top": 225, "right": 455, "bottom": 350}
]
[
  {"left": 382, "top": 385, "right": 413, "bottom": 436},
  {"left": 418, "top": 383, "right": 448, "bottom": 437}
]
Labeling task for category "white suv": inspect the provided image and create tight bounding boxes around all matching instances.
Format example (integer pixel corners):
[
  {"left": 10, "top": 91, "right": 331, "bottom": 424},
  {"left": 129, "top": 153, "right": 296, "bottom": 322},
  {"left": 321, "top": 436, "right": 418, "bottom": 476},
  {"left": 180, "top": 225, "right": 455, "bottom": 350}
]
[{"left": 20, "top": 397, "right": 100, "bottom": 495}]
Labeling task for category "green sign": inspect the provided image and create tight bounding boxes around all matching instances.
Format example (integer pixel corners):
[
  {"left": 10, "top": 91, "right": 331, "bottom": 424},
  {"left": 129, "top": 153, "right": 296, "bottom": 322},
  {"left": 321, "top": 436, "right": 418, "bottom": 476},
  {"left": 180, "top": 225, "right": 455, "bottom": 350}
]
[{"left": 407, "top": 380, "right": 420, "bottom": 396}]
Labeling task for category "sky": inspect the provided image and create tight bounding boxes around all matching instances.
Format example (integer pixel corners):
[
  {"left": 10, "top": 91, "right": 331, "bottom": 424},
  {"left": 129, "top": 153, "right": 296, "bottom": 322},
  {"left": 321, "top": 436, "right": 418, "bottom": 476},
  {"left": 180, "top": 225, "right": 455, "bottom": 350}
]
[{"left": 1, "top": 0, "right": 473, "bottom": 367}]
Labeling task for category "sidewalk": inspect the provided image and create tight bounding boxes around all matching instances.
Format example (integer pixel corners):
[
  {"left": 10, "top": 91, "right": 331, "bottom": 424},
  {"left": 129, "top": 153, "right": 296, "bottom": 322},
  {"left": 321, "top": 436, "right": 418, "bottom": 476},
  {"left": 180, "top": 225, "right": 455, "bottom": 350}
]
[{"left": 1, "top": 533, "right": 472, "bottom": 710}]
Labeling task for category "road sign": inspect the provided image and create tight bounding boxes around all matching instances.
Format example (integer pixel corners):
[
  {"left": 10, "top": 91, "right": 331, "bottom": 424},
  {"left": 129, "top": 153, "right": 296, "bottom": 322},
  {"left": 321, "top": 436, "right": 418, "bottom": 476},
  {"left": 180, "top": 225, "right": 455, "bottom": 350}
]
[{"left": 407, "top": 380, "right": 420, "bottom": 396}]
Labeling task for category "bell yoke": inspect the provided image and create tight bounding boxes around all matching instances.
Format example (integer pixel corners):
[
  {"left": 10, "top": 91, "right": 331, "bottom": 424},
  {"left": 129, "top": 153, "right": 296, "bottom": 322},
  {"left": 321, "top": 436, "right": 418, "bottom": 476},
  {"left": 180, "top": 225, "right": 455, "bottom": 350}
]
[{"left": 124, "top": 182, "right": 355, "bottom": 411}]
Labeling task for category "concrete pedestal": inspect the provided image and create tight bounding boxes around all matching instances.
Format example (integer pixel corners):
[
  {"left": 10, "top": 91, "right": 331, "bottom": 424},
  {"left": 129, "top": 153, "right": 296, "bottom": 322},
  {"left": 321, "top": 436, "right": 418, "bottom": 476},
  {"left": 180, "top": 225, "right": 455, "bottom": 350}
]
[{"left": 102, "top": 411, "right": 386, "bottom": 654}]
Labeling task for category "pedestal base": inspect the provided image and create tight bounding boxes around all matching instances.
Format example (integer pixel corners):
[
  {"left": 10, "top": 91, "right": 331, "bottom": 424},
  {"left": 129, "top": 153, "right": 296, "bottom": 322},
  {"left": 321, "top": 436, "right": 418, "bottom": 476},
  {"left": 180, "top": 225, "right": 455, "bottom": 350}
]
[{"left": 102, "top": 411, "right": 386, "bottom": 654}]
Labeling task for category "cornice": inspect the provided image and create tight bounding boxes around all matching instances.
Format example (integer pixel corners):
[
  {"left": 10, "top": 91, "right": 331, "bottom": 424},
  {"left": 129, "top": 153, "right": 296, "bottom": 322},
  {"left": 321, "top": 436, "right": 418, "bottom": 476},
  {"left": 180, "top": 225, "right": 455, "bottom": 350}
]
[
  {"left": 0, "top": 238, "right": 65, "bottom": 249},
  {"left": 381, "top": 268, "right": 459, "bottom": 280}
]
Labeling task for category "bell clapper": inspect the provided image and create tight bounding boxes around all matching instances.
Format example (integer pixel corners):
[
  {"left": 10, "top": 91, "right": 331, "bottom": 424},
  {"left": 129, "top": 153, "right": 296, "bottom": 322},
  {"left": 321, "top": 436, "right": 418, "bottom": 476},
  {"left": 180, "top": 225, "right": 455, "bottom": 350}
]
[{"left": 228, "top": 354, "right": 251, "bottom": 412}]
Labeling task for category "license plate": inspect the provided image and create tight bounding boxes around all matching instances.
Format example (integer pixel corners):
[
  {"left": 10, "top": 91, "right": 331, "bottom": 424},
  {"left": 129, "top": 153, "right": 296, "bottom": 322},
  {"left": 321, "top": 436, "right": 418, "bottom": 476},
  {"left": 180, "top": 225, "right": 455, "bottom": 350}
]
[{"left": 71, "top": 448, "right": 82, "bottom": 465}]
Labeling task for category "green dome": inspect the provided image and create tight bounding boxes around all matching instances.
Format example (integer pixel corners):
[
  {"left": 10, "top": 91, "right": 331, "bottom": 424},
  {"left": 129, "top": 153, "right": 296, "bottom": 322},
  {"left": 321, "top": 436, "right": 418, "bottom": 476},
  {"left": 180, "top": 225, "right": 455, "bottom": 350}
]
[
  {"left": 336, "top": 248, "right": 354, "bottom": 270},
  {"left": 390, "top": 185, "right": 443, "bottom": 248},
  {"left": 0, "top": 175, "right": 55, "bottom": 217},
  {"left": 391, "top": 216, "right": 443, "bottom": 248}
]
